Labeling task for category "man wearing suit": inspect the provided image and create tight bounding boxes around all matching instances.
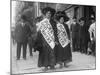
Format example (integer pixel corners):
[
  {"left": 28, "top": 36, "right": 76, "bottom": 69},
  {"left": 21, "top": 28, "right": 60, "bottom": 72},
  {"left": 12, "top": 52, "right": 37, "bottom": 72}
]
[{"left": 15, "top": 15, "right": 31, "bottom": 60}]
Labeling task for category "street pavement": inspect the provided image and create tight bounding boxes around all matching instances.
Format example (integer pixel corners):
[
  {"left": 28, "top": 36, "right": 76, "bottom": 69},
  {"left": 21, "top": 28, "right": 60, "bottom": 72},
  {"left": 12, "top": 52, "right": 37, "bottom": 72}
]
[{"left": 11, "top": 43, "right": 96, "bottom": 74}]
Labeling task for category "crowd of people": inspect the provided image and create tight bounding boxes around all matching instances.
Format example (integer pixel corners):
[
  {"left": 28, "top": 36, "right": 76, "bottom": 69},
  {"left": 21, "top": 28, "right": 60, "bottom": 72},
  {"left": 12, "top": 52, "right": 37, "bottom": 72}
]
[{"left": 12, "top": 7, "right": 96, "bottom": 71}]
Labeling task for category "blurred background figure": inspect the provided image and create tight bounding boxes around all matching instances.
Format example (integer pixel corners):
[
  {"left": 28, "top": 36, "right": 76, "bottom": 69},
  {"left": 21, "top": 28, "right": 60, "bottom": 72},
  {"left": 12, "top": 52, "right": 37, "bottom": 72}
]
[
  {"left": 88, "top": 17, "right": 96, "bottom": 56},
  {"left": 71, "top": 18, "right": 80, "bottom": 52},
  {"left": 79, "top": 17, "right": 87, "bottom": 53},
  {"left": 14, "top": 15, "right": 31, "bottom": 60}
]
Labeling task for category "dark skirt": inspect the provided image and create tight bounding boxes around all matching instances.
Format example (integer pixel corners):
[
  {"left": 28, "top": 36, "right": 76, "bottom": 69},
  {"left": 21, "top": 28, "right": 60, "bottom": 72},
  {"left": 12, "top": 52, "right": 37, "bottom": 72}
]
[
  {"left": 55, "top": 43, "right": 72, "bottom": 63},
  {"left": 37, "top": 38, "right": 56, "bottom": 67}
]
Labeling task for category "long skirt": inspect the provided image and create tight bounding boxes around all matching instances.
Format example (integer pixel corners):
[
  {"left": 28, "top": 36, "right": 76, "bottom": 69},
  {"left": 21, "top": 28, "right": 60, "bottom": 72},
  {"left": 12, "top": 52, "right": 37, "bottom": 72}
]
[
  {"left": 55, "top": 43, "right": 72, "bottom": 64},
  {"left": 38, "top": 42, "right": 56, "bottom": 67}
]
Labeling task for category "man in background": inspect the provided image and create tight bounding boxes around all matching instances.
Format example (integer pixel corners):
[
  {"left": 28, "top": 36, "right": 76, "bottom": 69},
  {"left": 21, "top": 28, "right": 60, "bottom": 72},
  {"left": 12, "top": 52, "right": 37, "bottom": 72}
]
[{"left": 15, "top": 15, "right": 31, "bottom": 60}]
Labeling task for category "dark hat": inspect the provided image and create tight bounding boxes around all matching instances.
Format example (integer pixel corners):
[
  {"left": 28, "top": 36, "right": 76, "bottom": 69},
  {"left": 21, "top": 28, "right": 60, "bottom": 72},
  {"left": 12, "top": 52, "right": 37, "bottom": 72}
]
[
  {"left": 79, "top": 17, "right": 86, "bottom": 22},
  {"left": 42, "top": 7, "right": 56, "bottom": 17},
  {"left": 21, "top": 14, "right": 28, "bottom": 21},
  {"left": 89, "top": 17, "right": 95, "bottom": 21},
  {"left": 35, "top": 16, "right": 43, "bottom": 22},
  {"left": 22, "top": 7, "right": 34, "bottom": 19},
  {"left": 56, "top": 11, "right": 66, "bottom": 15},
  {"left": 55, "top": 11, "right": 69, "bottom": 22}
]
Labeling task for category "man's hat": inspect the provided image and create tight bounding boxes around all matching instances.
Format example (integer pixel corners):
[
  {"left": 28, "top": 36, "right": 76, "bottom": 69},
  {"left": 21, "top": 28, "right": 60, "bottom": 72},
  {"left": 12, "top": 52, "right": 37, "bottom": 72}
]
[
  {"left": 89, "top": 17, "right": 95, "bottom": 21},
  {"left": 21, "top": 14, "right": 27, "bottom": 21},
  {"left": 79, "top": 17, "right": 86, "bottom": 22}
]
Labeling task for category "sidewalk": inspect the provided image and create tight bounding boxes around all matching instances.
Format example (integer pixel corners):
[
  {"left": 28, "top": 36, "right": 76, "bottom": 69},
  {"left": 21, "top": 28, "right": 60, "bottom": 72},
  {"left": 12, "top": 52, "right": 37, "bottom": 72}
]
[{"left": 11, "top": 44, "right": 96, "bottom": 74}]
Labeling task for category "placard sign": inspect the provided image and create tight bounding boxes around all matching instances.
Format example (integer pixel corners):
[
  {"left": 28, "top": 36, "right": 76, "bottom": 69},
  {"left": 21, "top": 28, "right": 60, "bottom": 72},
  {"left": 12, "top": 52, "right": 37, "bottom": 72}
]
[
  {"left": 39, "top": 18, "right": 55, "bottom": 49},
  {"left": 57, "top": 23, "right": 70, "bottom": 48}
]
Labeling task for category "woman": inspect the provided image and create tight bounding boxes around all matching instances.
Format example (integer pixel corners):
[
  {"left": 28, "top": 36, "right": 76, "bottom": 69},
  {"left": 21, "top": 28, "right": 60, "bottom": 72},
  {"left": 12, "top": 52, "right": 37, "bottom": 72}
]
[
  {"left": 55, "top": 12, "right": 72, "bottom": 68},
  {"left": 35, "top": 7, "right": 57, "bottom": 71}
]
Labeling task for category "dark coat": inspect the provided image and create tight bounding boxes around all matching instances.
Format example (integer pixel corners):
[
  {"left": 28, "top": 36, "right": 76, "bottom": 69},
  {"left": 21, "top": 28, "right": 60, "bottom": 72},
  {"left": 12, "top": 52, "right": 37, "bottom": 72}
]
[
  {"left": 55, "top": 23, "right": 72, "bottom": 63},
  {"left": 28, "top": 23, "right": 37, "bottom": 48},
  {"left": 14, "top": 21, "right": 31, "bottom": 43},
  {"left": 35, "top": 19, "right": 56, "bottom": 67},
  {"left": 79, "top": 25, "right": 86, "bottom": 39},
  {"left": 71, "top": 23, "right": 80, "bottom": 39}
]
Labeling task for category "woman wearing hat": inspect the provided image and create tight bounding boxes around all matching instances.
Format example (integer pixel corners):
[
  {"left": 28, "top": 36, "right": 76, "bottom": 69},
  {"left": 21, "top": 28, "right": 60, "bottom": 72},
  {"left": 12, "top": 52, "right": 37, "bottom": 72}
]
[
  {"left": 55, "top": 12, "right": 72, "bottom": 68},
  {"left": 36, "top": 7, "right": 57, "bottom": 71}
]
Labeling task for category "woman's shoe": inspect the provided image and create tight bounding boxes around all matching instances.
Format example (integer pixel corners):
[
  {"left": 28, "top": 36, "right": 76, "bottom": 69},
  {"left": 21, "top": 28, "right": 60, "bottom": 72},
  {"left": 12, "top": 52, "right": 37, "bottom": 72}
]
[
  {"left": 42, "top": 67, "right": 49, "bottom": 71},
  {"left": 64, "top": 62, "right": 69, "bottom": 67},
  {"left": 50, "top": 66, "right": 55, "bottom": 70}
]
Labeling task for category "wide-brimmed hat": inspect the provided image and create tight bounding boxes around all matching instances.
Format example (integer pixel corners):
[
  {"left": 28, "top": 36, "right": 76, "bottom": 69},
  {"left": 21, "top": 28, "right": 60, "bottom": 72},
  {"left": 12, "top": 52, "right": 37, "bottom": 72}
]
[
  {"left": 79, "top": 17, "right": 86, "bottom": 22},
  {"left": 21, "top": 14, "right": 28, "bottom": 21},
  {"left": 55, "top": 11, "right": 69, "bottom": 22},
  {"left": 42, "top": 7, "right": 56, "bottom": 17},
  {"left": 89, "top": 17, "right": 95, "bottom": 21}
]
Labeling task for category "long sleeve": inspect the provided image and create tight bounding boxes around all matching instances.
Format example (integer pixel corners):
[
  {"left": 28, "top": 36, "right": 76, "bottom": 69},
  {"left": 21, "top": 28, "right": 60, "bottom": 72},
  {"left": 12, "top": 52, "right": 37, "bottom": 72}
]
[
  {"left": 34, "top": 31, "right": 43, "bottom": 52},
  {"left": 64, "top": 24, "right": 70, "bottom": 39},
  {"left": 88, "top": 23, "right": 96, "bottom": 40},
  {"left": 50, "top": 19, "right": 59, "bottom": 43},
  {"left": 25, "top": 22, "right": 32, "bottom": 37},
  {"left": 14, "top": 23, "right": 22, "bottom": 42}
]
